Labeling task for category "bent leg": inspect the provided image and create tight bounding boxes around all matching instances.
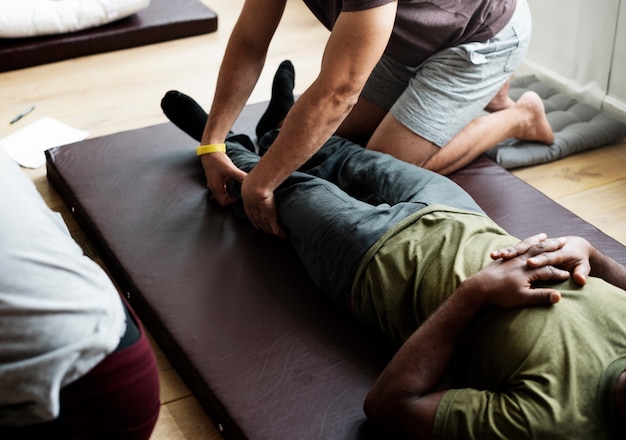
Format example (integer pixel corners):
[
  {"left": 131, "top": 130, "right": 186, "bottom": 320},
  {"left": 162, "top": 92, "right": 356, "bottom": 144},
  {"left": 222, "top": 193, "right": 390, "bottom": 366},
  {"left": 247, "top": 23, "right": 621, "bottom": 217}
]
[
  {"left": 484, "top": 79, "right": 515, "bottom": 112},
  {"left": 285, "top": 134, "right": 483, "bottom": 214},
  {"left": 275, "top": 172, "right": 417, "bottom": 310},
  {"left": 369, "top": 89, "right": 554, "bottom": 175},
  {"left": 366, "top": 0, "right": 549, "bottom": 175},
  {"left": 422, "top": 92, "right": 554, "bottom": 174}
]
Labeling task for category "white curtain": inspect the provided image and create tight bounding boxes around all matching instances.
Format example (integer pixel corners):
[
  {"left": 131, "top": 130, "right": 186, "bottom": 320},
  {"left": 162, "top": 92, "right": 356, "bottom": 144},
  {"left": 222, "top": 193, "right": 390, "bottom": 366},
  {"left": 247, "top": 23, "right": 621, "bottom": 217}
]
[{"left": 520, "top": 0, "right": 625, "bottom": 122}]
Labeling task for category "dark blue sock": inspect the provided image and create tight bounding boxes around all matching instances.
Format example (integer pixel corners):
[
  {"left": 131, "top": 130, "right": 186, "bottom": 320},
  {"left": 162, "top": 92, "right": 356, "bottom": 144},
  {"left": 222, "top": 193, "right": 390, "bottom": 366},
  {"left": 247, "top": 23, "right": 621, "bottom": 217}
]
[{"left": 255, "top": 60, "right": 295, "bottom": 140}]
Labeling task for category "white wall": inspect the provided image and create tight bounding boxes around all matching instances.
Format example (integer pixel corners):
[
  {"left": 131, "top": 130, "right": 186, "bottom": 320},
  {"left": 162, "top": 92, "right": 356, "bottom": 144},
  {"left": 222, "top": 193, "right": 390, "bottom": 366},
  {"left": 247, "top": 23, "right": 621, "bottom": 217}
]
[
  {"left": 606, "top": 2, "right": 626, "bottom": 120},
  {"left": 518, "top": 0, "right": 626, "bottom": 122}
]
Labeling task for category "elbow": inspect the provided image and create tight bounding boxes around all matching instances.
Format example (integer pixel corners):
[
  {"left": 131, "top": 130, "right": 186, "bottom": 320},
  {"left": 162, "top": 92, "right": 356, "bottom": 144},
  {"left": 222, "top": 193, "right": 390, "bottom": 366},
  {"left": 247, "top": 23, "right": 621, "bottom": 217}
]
[
  {"left": 338, "top": 82, "right": 361, "bottom": 105},
  {"left": 364, "top": 385, "right": 434, "bottom": 440},
  {"left": 363, "top": 385, "right": 401, "bottom": 433},
  {"left": 329, "top": 83, "right": 360, "bottom": 116},
  {"left": 364, "top": 392, "right": 391, "bottom": 436},
  {"left": 314, "top": 77, "right": 361, "bottom": 115},
  {"left": 363, "top": 389, "right": 381, "bottom": 424}
]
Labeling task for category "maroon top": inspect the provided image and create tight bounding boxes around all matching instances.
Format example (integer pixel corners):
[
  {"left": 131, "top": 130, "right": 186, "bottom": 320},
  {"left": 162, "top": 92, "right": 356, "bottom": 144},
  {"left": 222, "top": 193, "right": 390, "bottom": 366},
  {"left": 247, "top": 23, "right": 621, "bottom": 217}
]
[{"left": 302, "top": 0, "right": 517, "bottom": 66}]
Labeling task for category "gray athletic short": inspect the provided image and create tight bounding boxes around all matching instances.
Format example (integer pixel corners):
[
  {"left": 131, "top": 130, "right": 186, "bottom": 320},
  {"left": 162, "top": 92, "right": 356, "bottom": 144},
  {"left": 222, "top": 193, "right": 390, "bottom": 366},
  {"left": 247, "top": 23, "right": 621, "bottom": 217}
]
[{"left": 361, "top": 0, "right": 532, "bottom": 147}]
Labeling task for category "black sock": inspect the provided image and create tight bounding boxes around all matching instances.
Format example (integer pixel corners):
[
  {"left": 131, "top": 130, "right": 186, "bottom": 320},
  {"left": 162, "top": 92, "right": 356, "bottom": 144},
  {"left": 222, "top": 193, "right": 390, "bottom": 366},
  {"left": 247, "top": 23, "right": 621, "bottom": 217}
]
[
  {"left": 160, "top": 90, "right": 208, "bottom": 142},
  {"left": 255, "top": 60, "right": 295, "bottom": 140},
  {"left": 161, "top": 90, "right": 256, "bottom": 153}
]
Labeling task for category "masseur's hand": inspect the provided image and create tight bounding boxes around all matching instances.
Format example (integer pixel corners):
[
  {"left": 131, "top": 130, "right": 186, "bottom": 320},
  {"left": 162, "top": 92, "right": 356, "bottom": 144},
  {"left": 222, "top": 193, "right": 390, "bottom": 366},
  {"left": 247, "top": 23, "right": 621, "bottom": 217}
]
[
  {"left": 201, "top": 152, "right": 247, "bottom": 206},
  {"left": 491, "top": 234, "right": 593, "bottom": 286},
  {"left": 241, "top": 174, "right": 287, "bottom": 239}
]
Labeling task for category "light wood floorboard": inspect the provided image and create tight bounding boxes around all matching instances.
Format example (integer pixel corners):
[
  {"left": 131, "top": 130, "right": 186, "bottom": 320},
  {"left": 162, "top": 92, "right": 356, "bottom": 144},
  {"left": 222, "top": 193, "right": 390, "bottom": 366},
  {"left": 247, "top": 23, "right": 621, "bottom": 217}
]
[
  {"left": 512, "top": 139, "right": 626, "bottom": 245},
  {"left": 1, "top": 1, "right": 624, "bottom": 438}
]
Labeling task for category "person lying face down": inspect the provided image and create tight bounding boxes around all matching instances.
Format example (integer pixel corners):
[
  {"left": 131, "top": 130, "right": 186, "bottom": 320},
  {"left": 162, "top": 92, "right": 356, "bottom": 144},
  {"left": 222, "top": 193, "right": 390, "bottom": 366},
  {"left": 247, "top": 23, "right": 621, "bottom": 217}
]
[{"left": 161, "top": 78, "right": 626, "bottom": 440}]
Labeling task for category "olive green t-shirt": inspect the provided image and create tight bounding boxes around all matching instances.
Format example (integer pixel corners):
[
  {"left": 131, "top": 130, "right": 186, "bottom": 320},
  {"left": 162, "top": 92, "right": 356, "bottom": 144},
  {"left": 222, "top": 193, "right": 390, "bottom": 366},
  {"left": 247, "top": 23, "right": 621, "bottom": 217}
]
[
  {"left": 433, "top": 278, "right": 626, "bottom": 439},
  {"left": 352, "top": 204, "right": 517, "bottom": 345},
  {"left": 351, "top": 204, "right": 626, "bottom": 439}
]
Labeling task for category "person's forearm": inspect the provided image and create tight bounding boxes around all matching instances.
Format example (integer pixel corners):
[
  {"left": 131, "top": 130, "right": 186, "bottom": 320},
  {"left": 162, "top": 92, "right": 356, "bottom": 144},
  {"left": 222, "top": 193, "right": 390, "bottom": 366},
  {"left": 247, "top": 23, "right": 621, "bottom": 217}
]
[
  {"left": 201, "top": 0, "right": 286, "bottom": 145},
  {"left": 201, "top": 41, "right": 266, "bottom": 145},
  {"left": 243, "top": 3, "right": 396, "bottom": 195},
  {"left": 364, "top": 280, "right": 484, "bottom": 438},
  {"left": 590, "top": 247, "right": 626, "bottom": 290},
  {"left": 244, "top": 78, "right": 358, "bottom": 193}
]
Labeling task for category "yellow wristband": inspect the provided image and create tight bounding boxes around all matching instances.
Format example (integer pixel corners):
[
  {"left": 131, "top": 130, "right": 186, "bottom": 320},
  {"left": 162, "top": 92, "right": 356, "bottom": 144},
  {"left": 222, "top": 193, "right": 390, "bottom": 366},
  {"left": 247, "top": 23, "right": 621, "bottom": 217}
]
[{"left": 196, "top": 143, "right": 226, "bottom": 156}]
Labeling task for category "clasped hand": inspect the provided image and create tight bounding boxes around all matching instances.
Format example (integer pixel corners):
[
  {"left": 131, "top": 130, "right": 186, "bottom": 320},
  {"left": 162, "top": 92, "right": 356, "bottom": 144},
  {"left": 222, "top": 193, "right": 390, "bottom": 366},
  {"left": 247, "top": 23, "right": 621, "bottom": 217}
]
[
  {"left": 465, "top": 233, "right": 594, "bottom": 309},
  {"left": 491, "top": 233, "right": 593, "bottom": 285}
]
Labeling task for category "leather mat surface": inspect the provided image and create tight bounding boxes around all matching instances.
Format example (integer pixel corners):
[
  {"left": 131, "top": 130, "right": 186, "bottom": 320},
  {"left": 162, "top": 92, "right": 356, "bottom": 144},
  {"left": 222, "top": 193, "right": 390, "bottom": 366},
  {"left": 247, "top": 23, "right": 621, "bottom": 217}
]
[{"left": 46, "top": 102, "right": 626, "bottom": 439}]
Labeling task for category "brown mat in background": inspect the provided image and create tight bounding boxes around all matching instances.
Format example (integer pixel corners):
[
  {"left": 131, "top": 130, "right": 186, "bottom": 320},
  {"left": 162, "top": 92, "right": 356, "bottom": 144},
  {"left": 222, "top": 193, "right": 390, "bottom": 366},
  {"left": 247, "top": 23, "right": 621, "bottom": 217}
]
[{"left": 0, "top": 0, "right": 218, "bottom": 73}]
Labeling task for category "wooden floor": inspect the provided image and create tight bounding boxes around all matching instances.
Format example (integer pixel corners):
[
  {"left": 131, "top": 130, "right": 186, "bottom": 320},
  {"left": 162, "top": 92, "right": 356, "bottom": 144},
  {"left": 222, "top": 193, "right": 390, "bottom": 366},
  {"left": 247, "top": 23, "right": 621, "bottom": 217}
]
[{"left": 1, "top": 0, "right": 624, "bottom": 438}]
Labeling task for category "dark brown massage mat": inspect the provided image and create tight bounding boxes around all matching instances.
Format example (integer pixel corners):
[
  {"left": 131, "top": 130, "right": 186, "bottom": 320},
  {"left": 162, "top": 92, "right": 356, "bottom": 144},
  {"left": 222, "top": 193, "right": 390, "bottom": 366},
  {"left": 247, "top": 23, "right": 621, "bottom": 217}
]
[
  {"left": 45, "top": 102, "right": 626, "bottom": 439},
  {"left": 0, "top": 0, "right": 218, "bottom": 73}
]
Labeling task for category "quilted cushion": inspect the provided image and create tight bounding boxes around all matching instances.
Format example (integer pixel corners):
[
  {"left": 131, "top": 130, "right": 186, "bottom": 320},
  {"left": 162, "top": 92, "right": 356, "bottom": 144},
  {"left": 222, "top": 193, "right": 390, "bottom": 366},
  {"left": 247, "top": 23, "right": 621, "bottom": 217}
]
[
  {"left": 0, "top": 0, "right": 151, "bottom": 38},
  {"left": 485, "top": 75, "right": 626, "bottom": 169}
]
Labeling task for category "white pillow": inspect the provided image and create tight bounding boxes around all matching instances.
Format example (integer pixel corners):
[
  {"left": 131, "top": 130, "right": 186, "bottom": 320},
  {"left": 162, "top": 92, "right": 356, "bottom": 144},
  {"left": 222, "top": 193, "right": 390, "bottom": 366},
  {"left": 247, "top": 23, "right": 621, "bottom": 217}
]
[{"left": 0, "top": 0, "right": 151, "bottom": 38}]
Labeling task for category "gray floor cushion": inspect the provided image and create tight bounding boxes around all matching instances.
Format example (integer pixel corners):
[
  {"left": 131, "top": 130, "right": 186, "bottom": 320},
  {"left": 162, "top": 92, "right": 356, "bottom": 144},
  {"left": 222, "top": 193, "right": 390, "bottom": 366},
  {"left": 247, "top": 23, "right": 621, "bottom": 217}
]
[{"left": 485, "top": 75, "right": 626, "bottom": 169}]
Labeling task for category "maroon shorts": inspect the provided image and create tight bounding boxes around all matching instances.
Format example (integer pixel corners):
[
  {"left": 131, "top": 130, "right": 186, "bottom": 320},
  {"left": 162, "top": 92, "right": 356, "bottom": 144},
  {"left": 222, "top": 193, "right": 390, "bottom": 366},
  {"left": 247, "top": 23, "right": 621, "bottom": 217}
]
[
  {"left": 58, "top": 304, "right": 161, "bottom": 439},
  {"left": 1, "top": 302, "right": 160, "bottom": 439}
]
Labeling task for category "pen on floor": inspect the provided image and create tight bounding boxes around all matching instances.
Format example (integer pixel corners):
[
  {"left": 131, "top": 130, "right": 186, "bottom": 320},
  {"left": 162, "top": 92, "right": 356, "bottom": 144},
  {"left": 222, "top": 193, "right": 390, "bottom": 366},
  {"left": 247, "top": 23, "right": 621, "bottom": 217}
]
[{"left": 10, "top": 105, "right": 35, "bottom": 124}]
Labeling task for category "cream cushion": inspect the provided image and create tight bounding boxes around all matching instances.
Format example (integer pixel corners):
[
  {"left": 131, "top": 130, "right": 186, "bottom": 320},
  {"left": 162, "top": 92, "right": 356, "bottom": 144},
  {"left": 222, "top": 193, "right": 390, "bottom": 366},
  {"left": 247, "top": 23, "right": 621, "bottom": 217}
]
[{"left": 0, "top": 0, "right": 151, "bottom": 38}]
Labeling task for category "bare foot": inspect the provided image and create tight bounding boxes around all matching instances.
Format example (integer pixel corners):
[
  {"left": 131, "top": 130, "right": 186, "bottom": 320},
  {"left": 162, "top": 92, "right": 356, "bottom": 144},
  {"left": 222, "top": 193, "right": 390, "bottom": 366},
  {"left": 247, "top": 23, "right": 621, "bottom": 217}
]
[
  {"left": 485, "top": 79, "right": 515, "bottom": 112},
  {"left": 514, "top": 91, "right": 554, "bottom": 144}
]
